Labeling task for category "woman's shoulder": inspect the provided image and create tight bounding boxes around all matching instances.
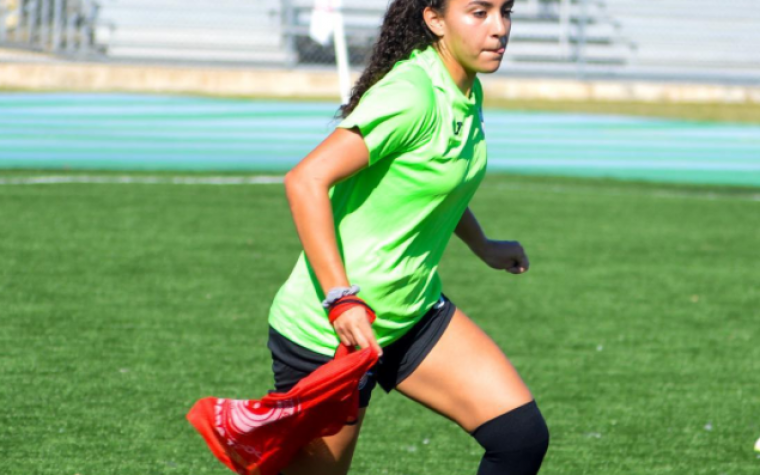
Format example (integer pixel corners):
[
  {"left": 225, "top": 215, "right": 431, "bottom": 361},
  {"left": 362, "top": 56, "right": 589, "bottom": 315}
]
[
  {"left": 368, "top": 62, "right": 436, "bottom": 111},
  {"left": 386, "top": 61, "right": 434, "bottom": 88}
]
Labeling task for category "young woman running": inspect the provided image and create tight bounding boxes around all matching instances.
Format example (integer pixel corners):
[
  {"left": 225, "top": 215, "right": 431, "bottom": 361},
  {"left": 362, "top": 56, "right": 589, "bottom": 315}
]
[{"left": 267, "top": 0, "right": 549, "bottom": 474}]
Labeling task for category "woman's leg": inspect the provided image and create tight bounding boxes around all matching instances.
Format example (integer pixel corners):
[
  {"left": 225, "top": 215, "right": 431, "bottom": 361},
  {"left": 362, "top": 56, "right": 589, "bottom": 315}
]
[
  {"left": 281, "top": 408, "right": 367, "bottom": 475},
  {"left": 395, "top": 307, "right": 549, "bottom": 474}
]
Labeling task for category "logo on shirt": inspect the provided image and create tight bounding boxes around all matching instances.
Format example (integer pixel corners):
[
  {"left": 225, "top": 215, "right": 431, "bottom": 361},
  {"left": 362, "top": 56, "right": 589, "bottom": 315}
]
[{"left": 453, "top": 121, "right": 463, "bottom": 136}]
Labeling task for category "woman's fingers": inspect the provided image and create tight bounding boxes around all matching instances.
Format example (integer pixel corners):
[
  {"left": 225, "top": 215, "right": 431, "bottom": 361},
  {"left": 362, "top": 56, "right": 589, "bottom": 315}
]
[
  {"left": 337, "top": 330, "right": 353, "bottom": 347},
  {"left": 333, "top": 308, "right": 383, "bottom": 356},
  {"left": 354, "top": 319, "right": 383, "bottom": 357},
  {"left": 353, "top": 327, "right": 371, "bottom": 351},
  {"left": 370, "top": 336, "right": 384, "bottom": 357},
  {"left": 349, "top": 316, "right": 382, "bottom": 356}
]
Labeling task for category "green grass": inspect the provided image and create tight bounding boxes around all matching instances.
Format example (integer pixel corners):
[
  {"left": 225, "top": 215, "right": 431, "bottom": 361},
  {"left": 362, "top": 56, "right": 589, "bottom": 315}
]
[{"left": 1, "top": 172, "right": 759, "bottom": 475}]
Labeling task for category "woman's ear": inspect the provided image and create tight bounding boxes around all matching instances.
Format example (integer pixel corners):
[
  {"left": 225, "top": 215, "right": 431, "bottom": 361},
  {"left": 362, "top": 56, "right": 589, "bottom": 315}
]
[{"left": 423, "top": 6, "right": 446, "bottom": 38}]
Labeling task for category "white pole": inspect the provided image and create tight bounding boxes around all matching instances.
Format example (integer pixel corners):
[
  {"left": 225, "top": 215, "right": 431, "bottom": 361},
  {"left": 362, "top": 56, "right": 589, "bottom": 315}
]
[
  {"left": 27, "top": 0, "right": 38, "bottom": 45},
  {"left": 13, "top": 1, "right": 23, "bottom": 42},
  {"left": 80, "top": 0, "right": 91, "bottom": 54},
  {"left": 52, "top": 0, "right": 63, "bottom": 51},
  {"left": 332, "top": 0, "right": 351, "bottom": 104},
  {"left": 559, "top": 0, "right": 569, "bottom": 59},
  {"left": 40, "top": 0, "right": 50, "bottom": 49},
  {"left": 577, "top": 0, "right": 588, "bottom": 78},
  {"left": 66, "top": 5, "right": 77, "bottom": 53}
]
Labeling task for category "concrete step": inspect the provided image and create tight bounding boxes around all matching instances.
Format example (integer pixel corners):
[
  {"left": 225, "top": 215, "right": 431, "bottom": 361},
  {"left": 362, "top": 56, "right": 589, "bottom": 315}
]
[
  {"left": 96, "top": 27, "right": 285, "bottom": 49},
  {"left": 102, "top": 45, "right": 290, "bottom": 64}
]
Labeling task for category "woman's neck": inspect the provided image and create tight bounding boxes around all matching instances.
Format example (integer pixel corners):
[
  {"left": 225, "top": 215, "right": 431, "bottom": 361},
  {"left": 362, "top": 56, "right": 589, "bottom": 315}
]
[{"left": 433, "top": 44, "right": 476, "bottom": 98}]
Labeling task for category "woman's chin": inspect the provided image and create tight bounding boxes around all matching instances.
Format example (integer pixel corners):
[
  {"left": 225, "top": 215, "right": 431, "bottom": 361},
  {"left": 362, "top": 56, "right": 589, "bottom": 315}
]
[{"left": 476, "top": 61, "right": 504, "bottom": 74}]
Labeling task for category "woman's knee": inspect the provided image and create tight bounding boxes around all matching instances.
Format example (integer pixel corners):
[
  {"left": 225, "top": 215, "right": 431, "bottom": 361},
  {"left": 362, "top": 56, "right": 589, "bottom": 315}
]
[{"left": 470, "top": 400, "right": 549, "bottom": 475}]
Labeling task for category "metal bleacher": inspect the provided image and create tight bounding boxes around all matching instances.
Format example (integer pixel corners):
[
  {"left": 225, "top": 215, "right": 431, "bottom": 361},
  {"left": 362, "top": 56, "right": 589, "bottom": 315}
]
[
  {"left": 603, "top": 0, "right": 760, "bottom": 72},
  {"left": 290, "top": 0, "right": 636, "bottom": 68},
  {"left": 91, "top": 0, "right": 634, "bottom": 70},
  {"left": 83, "top": 0, "right": 760, "bottom": 81},
  {"left": 504, "top": 0, "right": 633, "bottom": 66},
  {"left": 93, "top": 0, "right": 289, "bottom": 65}
]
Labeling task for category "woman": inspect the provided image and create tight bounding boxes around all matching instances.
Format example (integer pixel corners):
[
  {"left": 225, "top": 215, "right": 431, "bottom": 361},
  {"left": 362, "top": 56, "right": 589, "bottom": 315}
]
[{"left": 267, "top": 0, "right": 549, "bottom": 474}]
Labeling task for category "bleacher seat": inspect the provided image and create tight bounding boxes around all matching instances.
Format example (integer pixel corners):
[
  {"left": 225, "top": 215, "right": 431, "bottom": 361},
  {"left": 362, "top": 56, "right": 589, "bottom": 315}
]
[
  {"left": 604, "top": 0, "right": 760, "bottom": 71},
  {"left": 90, "top": 0, "right": 759, "bottom": 78},
  {"left": 95, "top": 0, "right": 291, "bottom": 64}
]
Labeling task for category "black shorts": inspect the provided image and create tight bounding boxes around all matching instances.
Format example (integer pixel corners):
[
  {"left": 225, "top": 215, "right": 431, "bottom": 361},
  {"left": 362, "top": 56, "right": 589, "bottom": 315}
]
[{"left": 267, "top": 294, "right": 456, "bottom": 408}]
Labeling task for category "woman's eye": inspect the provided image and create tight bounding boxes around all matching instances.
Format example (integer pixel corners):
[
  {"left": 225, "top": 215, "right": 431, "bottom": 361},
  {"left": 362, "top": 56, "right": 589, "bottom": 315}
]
[
  {"left": 473, "top": 10, "right": 487, "bottom": 18},
  {"left": 503, "top": 9, "right": 513, "bottom": 17}
]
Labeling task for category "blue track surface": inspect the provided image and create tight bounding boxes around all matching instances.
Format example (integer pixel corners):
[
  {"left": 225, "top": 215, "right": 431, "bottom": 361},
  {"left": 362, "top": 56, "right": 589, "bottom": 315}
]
[{"left": 2, "top": 92, "right": 759, "bottom": 186}]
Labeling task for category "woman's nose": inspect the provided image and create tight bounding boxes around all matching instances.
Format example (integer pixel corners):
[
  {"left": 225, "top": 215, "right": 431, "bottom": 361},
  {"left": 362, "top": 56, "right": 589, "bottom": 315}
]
[{"left": 492, "top": 17, "right": 509, "bottom": 38}]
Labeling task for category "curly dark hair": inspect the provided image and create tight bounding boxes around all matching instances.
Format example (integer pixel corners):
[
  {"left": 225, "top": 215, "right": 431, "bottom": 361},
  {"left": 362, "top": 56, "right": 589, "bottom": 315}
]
[{"left": 337, "top": 0, "right": 448, "bottom": 119}]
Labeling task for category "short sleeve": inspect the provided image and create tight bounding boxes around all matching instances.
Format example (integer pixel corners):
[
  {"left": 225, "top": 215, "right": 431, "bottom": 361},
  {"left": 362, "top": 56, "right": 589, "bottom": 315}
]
[{"left": 337, "top": 66, "right": 436, "bottom": 166}]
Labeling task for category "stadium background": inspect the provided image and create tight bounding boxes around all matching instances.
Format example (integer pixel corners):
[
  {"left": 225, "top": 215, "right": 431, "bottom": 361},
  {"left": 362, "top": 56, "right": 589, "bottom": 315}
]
[{"left": 1, "top": 1, "right": 759, "bottom": 474}]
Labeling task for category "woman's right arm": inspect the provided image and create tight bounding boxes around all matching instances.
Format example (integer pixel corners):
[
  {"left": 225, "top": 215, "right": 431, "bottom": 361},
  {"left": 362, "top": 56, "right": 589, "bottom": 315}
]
[{"left": 283, "top": 127, "right": 383, "bottom": 356}]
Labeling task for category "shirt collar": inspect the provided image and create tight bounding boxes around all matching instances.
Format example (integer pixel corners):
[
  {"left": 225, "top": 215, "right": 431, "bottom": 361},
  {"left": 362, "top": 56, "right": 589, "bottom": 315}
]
[{"left": 409, "top": 46, "right": 480, "bottom": 111}]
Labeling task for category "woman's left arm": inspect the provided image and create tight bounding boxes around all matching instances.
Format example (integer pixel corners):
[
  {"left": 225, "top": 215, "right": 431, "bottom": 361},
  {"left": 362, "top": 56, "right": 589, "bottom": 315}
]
[{"left": 454, "top": 207, "right": 529, "bottom": 275}]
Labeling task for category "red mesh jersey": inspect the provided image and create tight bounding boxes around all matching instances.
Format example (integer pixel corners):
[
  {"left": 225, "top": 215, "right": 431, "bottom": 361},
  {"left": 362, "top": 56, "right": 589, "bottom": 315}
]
[{"left": 187, "top": 345, "right": 378, "bottom": 475}]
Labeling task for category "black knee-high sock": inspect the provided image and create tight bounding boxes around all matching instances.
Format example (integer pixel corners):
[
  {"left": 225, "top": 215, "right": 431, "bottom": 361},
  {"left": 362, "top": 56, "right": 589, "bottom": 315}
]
[{"left": 471, "top": 400, "right": 549, "bottom": 475}]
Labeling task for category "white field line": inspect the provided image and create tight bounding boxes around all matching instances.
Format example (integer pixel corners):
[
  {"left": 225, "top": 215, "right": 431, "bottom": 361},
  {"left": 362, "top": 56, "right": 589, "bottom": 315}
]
[
  {"left": 484, "top": 182, "right": 760, "bottom": 203},
  {"left": 0, "top": 175, "right": 285, "bottom": 185}
]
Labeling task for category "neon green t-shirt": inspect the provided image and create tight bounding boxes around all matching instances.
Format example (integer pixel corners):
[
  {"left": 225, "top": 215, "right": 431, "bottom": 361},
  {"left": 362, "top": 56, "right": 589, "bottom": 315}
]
[{"left": 267, "top": 46, "right": 488, "bottom": 356}]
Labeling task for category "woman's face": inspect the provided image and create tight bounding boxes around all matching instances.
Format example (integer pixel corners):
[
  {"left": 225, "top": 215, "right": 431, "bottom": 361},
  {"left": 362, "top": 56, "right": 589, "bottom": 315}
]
[{"left": 431, "top": 0, "right": 513, "bottom": 74}]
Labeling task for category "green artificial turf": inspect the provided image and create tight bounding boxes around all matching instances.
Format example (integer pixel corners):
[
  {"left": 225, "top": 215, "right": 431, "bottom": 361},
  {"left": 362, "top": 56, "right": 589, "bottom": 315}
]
[{"left": 1, "top": 173, "right": 758, "bottom": 474}]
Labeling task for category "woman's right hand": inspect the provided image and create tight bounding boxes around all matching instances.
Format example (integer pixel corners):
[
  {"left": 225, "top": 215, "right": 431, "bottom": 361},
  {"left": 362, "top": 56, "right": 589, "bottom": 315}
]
[{"left": 332, "top": 306, "right": 383, "bottom": 357}]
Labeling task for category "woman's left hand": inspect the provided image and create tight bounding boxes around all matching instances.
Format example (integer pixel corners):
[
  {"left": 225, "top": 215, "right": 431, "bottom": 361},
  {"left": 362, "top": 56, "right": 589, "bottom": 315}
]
[{"left": 477, "top": 239, "right": 530, "bottom": 274}]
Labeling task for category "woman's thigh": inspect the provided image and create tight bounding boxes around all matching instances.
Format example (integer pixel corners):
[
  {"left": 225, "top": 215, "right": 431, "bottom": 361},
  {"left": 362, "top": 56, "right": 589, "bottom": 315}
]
[
  {"left": 282, "top": 408, "right": 367, "bottom": 475},
  {"left": 395, "top": 307, "right": 534, "bottom": 432}
]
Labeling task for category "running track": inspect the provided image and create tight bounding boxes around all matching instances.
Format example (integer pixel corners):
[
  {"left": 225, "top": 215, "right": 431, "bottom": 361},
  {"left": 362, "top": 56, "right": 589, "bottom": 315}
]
[{"left": 2, "top": 93, "right": 759, "bottom": 187}]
